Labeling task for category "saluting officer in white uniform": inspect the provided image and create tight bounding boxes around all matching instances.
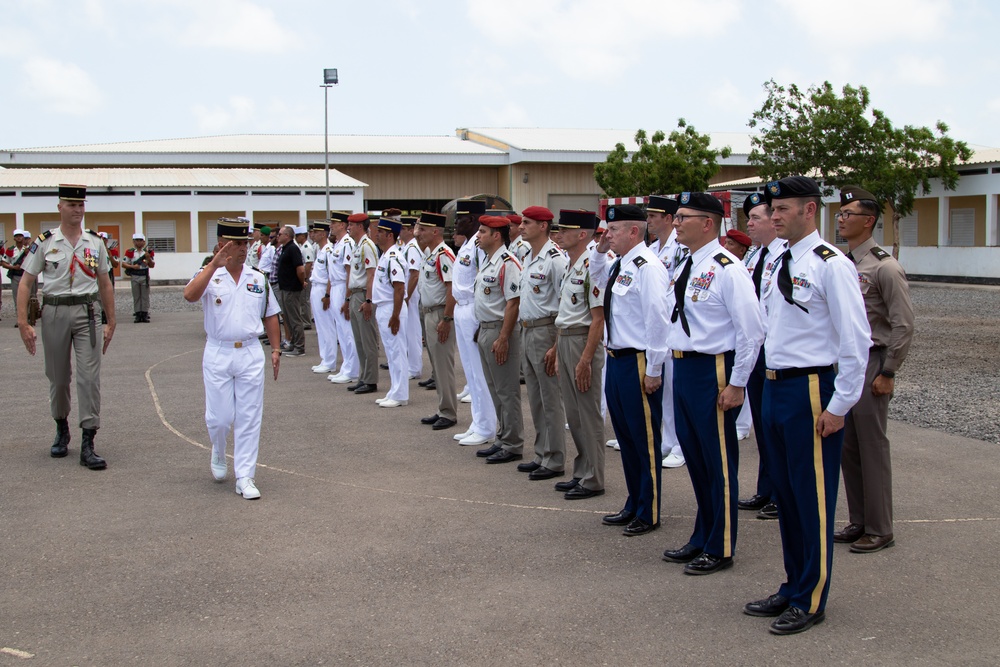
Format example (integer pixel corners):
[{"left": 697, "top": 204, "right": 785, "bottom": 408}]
[{"left": 184, "top": 218, "right": 281, "bottom": 500}]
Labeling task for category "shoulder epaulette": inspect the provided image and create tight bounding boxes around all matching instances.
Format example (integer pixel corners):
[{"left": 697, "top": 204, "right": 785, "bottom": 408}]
[
  {"left": 38, "top": 230, "right": 53, "bottom": 242},
  {"left": 85, "top": 228, "right": 99, "bottom": 236},
  {"left": 500, "top": 251, "right": 511, "bottom": 261},
  {"left": 633, "top": 256, "right": 647, "bottom": 268},
  {"left": 814, "top": 244, "right": 836, "bottom": 261},
  {"left": 871, "top": 246, "right": 890, "bottom": 261},
  {"left": 547, "top": 247, "right": 561, "bottom": 258},
  {"left": 713, "top": 252, "right": 733, "bottom": 267}
]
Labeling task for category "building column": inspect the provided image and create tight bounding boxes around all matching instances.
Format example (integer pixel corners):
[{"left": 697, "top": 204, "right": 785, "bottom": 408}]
[
  {"left": 190, "top": 211, "right": 200, "bottom": 254},
  {"left": 937, "top": 196, "right": 949, "bottom": 246},
  {"left": 819, "top": 203, "right": 829, "bottom": 241},
  {"left": 986, "top": 194, "right": 998, "bottom": 247},
  {"left": 299, "top": 209, "right": 308, "bottom": 227},
  {"left": 134, "top": 209, "right": 144, "bottom": 239}
]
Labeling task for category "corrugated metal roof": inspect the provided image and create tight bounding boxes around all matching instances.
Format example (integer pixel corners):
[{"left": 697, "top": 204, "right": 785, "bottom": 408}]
[
  {"left": 5, "top": 134, "right": 505, "bottom": 155},
  {"left": 0, "top": 168, "right": 367, "bottom": 189},
  {"left": 462, "top": 128, "right": 755, "bottom": 155}
]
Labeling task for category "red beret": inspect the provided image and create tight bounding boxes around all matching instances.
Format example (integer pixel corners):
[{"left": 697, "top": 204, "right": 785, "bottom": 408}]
[
  {"left": 347, "top": 213, "right": 369, "bottom": 223},
  {"left": 506, "top": 213, "right": 523, "bottom": 225},
  {"left": 478, "top": 214, "right": 510, "bottom": 229},
  {"left": 726, "top": 229, "right": 752, "bottom": 247},
  {"left": 521, "top": 206, "right": 554, "bottom": 222}
]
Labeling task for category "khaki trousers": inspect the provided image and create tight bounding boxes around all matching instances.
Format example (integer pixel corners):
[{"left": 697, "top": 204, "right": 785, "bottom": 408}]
[
  {"left": 558, "top": 332, "right": 606, "bottom": 490},
  {"left": 423, "top": 306, "right": 457, "bottom": 421},
  {"left": 522, "top": 323, "right": 565, "bottom": 470},
  {"left": 349, "top": 290, "right": 380, "bottom": 385},
  {"left": 477, "top": 322, "right": 523, "bottom": 454},
  {"left": 42, "top": 301, "right": 103, "bottom": 429}
]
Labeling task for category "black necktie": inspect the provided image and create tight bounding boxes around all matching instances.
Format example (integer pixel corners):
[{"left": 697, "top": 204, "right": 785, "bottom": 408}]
[
  {"left": 751, "top": 246, "right": 769, "bottom": 300},
  {"left": 846, "top": 251, "right": 855, "bottom": 263},
  {"left": 670, "top": 256, "right": 692, "bottom": 337},
  {"left": 604, "top": 258, "right": 621, "bottom": 344},
  {"left": 777, "top": 249, "right": 808, "bottom": 313}
]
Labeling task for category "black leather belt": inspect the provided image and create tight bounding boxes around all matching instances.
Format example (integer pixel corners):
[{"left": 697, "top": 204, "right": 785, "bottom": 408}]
[
  {"left": 607, "top": 347, "right": 641, "bottom": 358},
  {"left": 673, "top": 350, "right": 716, "bottom": 359},
  {"left": 765, "top": 365, "right": 835, "bottom": 381},
  {"left": 43, "top": 293, "right": 99, "bottom": 306}
]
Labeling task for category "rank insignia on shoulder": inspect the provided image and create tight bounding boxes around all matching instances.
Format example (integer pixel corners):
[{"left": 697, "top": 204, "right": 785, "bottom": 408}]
[
  {"left": 713, "top": 253, "right": 733, "bottom": 267},
  {"left": 547, "top": 248, "right": 561, "bottom": 257},
  {"left": 814, "top": 245, "right": 836, "bottom": 261},
  {"left": 633, "top": 257, "right": 647, "bottom": 268},
  {"left": 871, "top": 246, "right": 890, "bottom": 260},
  {"left": 500, "top": 252, "right": 510, "bottom": 261}
]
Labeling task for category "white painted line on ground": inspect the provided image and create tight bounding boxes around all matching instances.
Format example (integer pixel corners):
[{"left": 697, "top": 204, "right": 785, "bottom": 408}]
[{"left": 0, "top": 646, "right": 35, "bottom": 658}]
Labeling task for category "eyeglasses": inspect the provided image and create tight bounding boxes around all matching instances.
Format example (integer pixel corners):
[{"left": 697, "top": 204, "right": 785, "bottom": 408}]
[
  {"left": 674, "top": 214, "right": 711, "bottom": 223},
  {"left": 835, "top": 211, "right": 872, "bottom": 221}
]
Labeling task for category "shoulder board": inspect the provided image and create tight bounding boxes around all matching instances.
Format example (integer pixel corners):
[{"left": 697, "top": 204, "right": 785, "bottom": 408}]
[
  {"left": 632, "top": 256, "right": 647, "bottom": 268},
  {"left": 38, "top": 230, "right": 53, "bottom": 242},
  {"left": 813, "top": 244, "right": 837, "bottom": 261},
  {"left": 871, "top": 246, "right": 890, "bottom": 261},
  {"left": 249, "top": 266, "right": 265, "bottom": 278},
  {"left": 500, "top": 251, "right": 511, "bottom": 261},
  {"left": 86, "top": 228, "right": 99, "bottom": 236},
  {"left": 436, "top": 247, "right": 449, "bottom": 255},
  {"left": 547, "top": 247, "right": 560, "bottom": 258},
  {"left": 713, "top": 252, "right": 733, "bottom": 267}
]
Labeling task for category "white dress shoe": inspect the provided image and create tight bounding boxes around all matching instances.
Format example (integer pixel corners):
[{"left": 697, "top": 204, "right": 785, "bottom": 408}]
[
  {"left": 329, "top": 374, "right": 354, "bottom": 384},
  {"left": 737, "top": 430, "right": 751, "bottom": 440},
  {"left": 379, "top": 399, "right": 407, "bottom": 408},
  {"left": 456, "top": 389, "right": 470, "bottom": 400},
  {"left": 211, "top": 452, "right": 227, "bottom": 481},
  {"left": 606, "top": 439, "right": 618, "bottom": 448},
  {"left": 460, "top": 394, "right": 472, "bottom": 403},
  {"left": 453, "top": 429, "right": 474, "bottom": 441},
  {"left": 662, "top": 452, "right": 686, "bottom": 468},
  {"left": 459, "top": 433, "right": 492, "bottom": 446},
  {"left": 375, "top": 396, "right": 389, "bottom": 405},
  {"left": 312, "top": 365, "right": 335, "bottom": 373},
  {"left": 235, "top": 477, "right": 261, "bottom": 499}
]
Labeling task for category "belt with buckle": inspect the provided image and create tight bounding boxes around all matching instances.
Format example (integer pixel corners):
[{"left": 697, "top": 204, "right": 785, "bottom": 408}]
[
  {"left": 558, "top": 325, "right": 591, "bottom": 336},
  {"left": 765, "top": 365, "right": 836, "bottom": 381},
  {"left": 520, "top": 316, "right": 555, "bottom": 329},
  {"left": 478, "top": 320, "right": 502, "bottom": 330},
  {"left": 607, "top": 347, "right": 641, "bottom": 358},
  {"left": 43, "top": 293, "right": 99, "bottom": 306},
  {"left": 421, "top": 304, "right": 445, "bottom": 316},
  {"left": 208, "top": 337, "right": 259, "bottom": 349}
]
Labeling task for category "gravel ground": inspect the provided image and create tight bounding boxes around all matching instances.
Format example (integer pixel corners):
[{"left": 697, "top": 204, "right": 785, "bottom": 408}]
[{"left": 3, "top": 281, "right": 997, "bottom": 444}]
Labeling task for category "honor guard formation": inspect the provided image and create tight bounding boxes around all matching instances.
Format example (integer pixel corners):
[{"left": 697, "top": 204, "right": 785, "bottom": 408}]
[{"left": 15, "top": 180, "right": 914, "bottom": 636}]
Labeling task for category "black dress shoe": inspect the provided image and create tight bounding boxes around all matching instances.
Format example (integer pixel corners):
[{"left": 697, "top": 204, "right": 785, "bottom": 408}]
[
  {"left": 756, "top": 502, "right": 779, "bottom": 520},
  {"left": 379, "top": 362, "right": 389, "bottom": 370},
  {"left": 769, "top": 606, "right": 825, "bottom": 635},
  {"left": 476, "top": 444, "right": 502, "bottom": 458},
  {"left": 833, "top": 522, "right": 865, "bottom": 543},
  {"left": 516, "top": 461, "right": 541, "bottom": 473},
  {"left": 431, "top": 417, "right": 457, "bottom": 431},
  {"left": 564, "top": 486, "right": 604, "bottom": 500},
  {"left": 353, "top": 383, "right": 378, "bottom": 395},
  {"left": 554, "top": 478, "right": 581, "bottom": 492},
  {"left": 622, "top": 518, "right": 659, "bottom": 536},
  {"left": 683, "top": 553, "right": 733, "bottom": 575},
  {"left": 528, "top": 466, "right": 563, "bottom": 481},
  {"left": 485, "top": 449, "right": 522, "bottom": 464},
  {"left": 743, "top": 593, "right": 790, "bottom": 617},
  {"left": 602, "top": 509, "right": 635, "bottom": 526},
  {"left": 347, "top": 381, "right": 364, "bottom": 392},
  {"left": 418, "top": 378, "right": 435, "bottom": 388},
  {"left": 661, "top": 543, "right": 703, "bottom": 563},
  {"left": 424, "top": 380, "right": 436, "bottom": 390},
  {"left": 420, "top": 414, "right": 441, "bottom": 425},
  {"left": 738, "top": 494, "right": 770, "bottom": 511}
]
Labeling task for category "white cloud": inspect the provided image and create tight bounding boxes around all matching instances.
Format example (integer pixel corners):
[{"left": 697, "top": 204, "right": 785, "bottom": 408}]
[
  {"left": 193, "top": 95, "right": 256, "bottom": 132},
  {"left": 775, "top": 0, "right": 950, "bottom": 42},
  {"left": 20, "top": 57, "right": 104, "bottom": 115},
  {"left": 893, "top": 54, "right": 946, "bottom": 86},
  {"left": 163, "top": 0, "right": 299, "bottom": 53}
]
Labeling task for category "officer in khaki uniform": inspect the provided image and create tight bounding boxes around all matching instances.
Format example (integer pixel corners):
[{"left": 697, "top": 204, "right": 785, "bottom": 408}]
[
  {"left": 17, "top": 184, "right": 117, "bottom": 470},
  {"left": 473, "top": 214, "right": 524, "bottom": 464},
  {"left": 415, "top": 212, "right": 458, "bottom": 429},
  {"left": 834, "top": 185, "right": 915, "bottom": 554},
  {"left": 515, "top": 205, "right": 568, "bottom": 479},
  {"left": 550, "top": 209, "right": 607, "bottom": 499},
  {"left": 345, "top": 213, "right": 381, "bottom": 394}
]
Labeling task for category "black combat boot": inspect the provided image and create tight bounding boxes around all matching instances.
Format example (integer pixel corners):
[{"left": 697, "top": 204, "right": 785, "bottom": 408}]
[
  {"left": 80, "top": 428, "right": 107, "bottom": 470},
  {"left": 51, "top": 418, "right": 70, "bottom": 458},
  {"left": 134, "top": 312, "right": 141, "bottom": 323},
  {"left": 143, "top": 311, "right": 151, "bottom": 323}
]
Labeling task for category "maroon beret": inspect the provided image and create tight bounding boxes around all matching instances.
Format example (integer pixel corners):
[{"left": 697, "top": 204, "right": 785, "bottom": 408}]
[
  {"left": 478, "top": 215, "right": 510, "bottom": 229},
  {"left": 521, "top": 206, "right": 554, "bottom": 222},
  {"left": 347, "top": 213, "right": 369, "bottom": 223},
  {"left": 726, "top": 229, "right": 753, "bottom": 247}
]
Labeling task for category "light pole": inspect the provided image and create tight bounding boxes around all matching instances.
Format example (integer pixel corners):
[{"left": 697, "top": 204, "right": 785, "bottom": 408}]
[{"left": 322, "top": 68, "right": 339, "bottom": 216}]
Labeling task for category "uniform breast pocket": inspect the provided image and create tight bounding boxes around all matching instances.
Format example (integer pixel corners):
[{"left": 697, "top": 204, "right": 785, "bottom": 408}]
[
  {"left": 45, "top": 251, "right": 67, "bottom": 274},
  {"left": 207, "top": 284, "right": 234, "bottom": 305},
  {"left": 611, "top": 273, "right": 633, "bottom": 296},
  {"left": 567, "top": 288, "right": 585, "bottom": 306}
]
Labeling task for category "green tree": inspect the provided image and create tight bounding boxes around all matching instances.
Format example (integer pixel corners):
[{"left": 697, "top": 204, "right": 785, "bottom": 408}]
[
  {"left": 594, "top": 119, "right": 732, "bottom": 199},
  {"left": 748, "top": 80, "right": 973, "bottom": 258}
]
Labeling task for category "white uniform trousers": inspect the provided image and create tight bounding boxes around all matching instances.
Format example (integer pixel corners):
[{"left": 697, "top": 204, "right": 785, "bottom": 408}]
[
  {"left": 454, "top": 302, "right": 497, "bottom": 439},
  {"left": 405, "top": 291, "right": 423, "bottom": 377},
  {"left": 661, "top": 356, "right": 684, "bottom": 459},
  {"left": 310, "top": 286, "right": 339, "bottom": 370},
  {"left": 736, "top": 393, "right": 753, "bottom": 436},
  {"left": 203, "top": 340, "right": 265, "bottom": 480},
  {"left": 375, "top": 305, "right": 409, "bottom": 402},
  {"left": 331, "top": 282, "right": 359, "bottom": 378}
]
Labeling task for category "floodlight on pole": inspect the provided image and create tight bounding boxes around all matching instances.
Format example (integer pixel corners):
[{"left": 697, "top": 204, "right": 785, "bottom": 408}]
[{"left": 321, "top": 68, "right": 339, "bottom": 215}]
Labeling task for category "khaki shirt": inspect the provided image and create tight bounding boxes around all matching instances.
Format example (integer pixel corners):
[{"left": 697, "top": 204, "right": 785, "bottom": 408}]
[
  {"left": 518, "top": 239, "right": 568, "bottom": 321},
  {"left": 850, "top": 237, "right": 915, "bottom": 373},
  {"left": 474, "top": 247, "right": 521, "bottom": 323},
  {"left": 555, "top": 252, "right": 603, "bottom": 329},
  {"left": 21, "top": 228, "right": 109, "bottom": 296},
  {"left": 347, "top": 235, "right": 378, "bottom": 291},
  {"left": 418, "top": 241, "right": 455, "bottom": 307}
]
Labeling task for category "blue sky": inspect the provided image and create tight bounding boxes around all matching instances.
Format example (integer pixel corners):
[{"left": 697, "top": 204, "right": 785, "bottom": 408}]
[{"left": 2, "top": 0, "right": 996, "bottom": 150}]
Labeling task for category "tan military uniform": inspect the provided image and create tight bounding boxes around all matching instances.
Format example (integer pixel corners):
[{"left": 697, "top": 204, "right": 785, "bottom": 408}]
[
  {"left": 555, "top": 252, "right": 606, "bottom": 490},
  {"left": 21, "top": 228, "right": 110, "bottom": 428},
  {"left": 347, "top": 234, "right": 380, "bottom": 385},
  {"left": 475, "top": 247, "right": 523, "bottom": 454},
  {"left": 842, "top": 237, "right": 915, "bottom": 537},
  {"left": 418, "top": 241, "right": 458, "bottom": 421}
]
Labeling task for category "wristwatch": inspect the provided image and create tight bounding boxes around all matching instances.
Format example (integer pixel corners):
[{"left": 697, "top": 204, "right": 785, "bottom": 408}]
[
  {"left": 879, "top": 370, "right": 896, "bottom": 379},
  {"left": 365, "top": 298, "right": 373, "bottom": 304},
  {"left": 442, "top": 316, "right": 454, "bottom": 322}
]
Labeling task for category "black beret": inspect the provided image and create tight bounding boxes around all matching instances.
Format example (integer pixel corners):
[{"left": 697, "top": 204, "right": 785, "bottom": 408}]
[
  {"left": 742, "top": 192, "right": 767, "bottom": 217},
  {"left": 558, "top": 209, "right": 598, "bottom": 230},
  {"left": 606, "top": 204, "right": 645, "bottom": 222},
  {"left": 418, "top": 211, "right": 447, "bottom": 228},
  {"left": 455, "top": 199, "right": 487, "bottom": 216},
  {"left": 839, "top": 185, "right": 879, "bottom": 206},
  {"left": 678, "top": 192, "right": 724, "bottom": 216},
  {"left": 646, "top": 195, "right": 678, "bottom": 215},
  {"left": 764, "top": 176, "right": 821, "bottom": 205}
]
